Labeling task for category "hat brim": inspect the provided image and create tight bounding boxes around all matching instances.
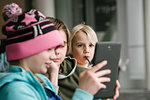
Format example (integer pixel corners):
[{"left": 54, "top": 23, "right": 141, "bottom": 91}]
[{"left": 6, "top": 30, "right": 63, "bottom": 61}]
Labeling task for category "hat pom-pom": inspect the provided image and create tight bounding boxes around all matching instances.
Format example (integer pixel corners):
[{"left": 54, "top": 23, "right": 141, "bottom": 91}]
[{"left": 2, "top": 3, "right": 22, "bottom": 21}]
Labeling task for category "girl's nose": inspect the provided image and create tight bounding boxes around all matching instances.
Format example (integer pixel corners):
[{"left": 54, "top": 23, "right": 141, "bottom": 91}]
[{"left": 55, "top": 47, "right": 60, "bottom": 55}]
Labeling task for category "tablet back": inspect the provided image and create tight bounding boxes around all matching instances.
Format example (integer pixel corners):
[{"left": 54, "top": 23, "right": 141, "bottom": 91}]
[{"left": 92, "top": 42, "right": 121, "bottom": 99}]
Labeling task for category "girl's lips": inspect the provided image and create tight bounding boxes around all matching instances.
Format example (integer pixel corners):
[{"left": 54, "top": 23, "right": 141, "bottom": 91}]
[{"left": 52, "top": 58, "right": 59, "bottom": 63}]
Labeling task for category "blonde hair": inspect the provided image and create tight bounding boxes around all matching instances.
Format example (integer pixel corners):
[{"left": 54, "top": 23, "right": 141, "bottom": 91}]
[{"left": 68, "top": 24, "right": 98, "bottom": 55}]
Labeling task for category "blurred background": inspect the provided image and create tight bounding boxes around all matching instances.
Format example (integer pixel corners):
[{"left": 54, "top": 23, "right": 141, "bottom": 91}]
[{"left": 0, "top": 0, "right": 150, "bottom": 99}]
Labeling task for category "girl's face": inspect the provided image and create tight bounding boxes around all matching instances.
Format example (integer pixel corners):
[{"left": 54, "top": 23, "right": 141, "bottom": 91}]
[
  {"left": 23, "top": 49, "right": 55, "bottom": 74},
  {"left": 51, "top": 30, "right": 67, "bottom": 67},
  {"left": 72, "top": 31, "right": 96, "bottom": 68}
]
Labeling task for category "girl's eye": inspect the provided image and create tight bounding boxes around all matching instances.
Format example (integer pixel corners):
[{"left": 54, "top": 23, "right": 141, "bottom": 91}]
[
  {"left": 89, "top": 44, "right": 94, "bottom": 47},
  {"left": 77, "top": 44, "right": 83, "bottom": 47}
]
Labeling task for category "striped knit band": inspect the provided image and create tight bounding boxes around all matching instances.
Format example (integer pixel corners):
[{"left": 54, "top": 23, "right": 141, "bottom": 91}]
[{"left": 6, "top": 20, "right": 55, "bottom": 45}]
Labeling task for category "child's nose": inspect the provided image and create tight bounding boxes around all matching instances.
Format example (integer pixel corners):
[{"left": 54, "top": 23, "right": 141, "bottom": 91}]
[
  {"left": 84, "top": 46, "right": 90, "bottom": 53},
  {"left": 55, "top": 47, "right": 60, "bottom": 55}
]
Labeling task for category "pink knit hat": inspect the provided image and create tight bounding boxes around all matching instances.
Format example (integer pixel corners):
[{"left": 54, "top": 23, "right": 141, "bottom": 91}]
[{"left": 2, "top": 8, "right": 63, "bottom": 61}]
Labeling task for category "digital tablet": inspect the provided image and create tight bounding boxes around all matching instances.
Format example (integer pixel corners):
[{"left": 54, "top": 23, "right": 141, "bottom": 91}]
[{"left": 92, "top": 42, "right": 121, "bottom": 99}]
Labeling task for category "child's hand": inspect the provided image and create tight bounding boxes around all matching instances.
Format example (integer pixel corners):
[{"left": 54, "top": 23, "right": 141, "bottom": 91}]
[
  {"left": 47, "top": 61, "right": 59, "bottom": 86},
  {"left": 48, "top": 61, "right": 59, "bottom": 73},
  {"left": 78, "top": 60, "right": 111, "bottom": 95},
  {"left": 113, "top": 80, "right": 120, "bottom": 100},
  {"left": 106, "top": 80, "right": 120, "bottom": 100}
]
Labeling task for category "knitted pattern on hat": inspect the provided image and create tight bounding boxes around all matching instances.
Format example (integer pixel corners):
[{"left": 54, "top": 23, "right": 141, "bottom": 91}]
[{"left": 2, "top": 9, "right": 56, "bottom": 45}]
